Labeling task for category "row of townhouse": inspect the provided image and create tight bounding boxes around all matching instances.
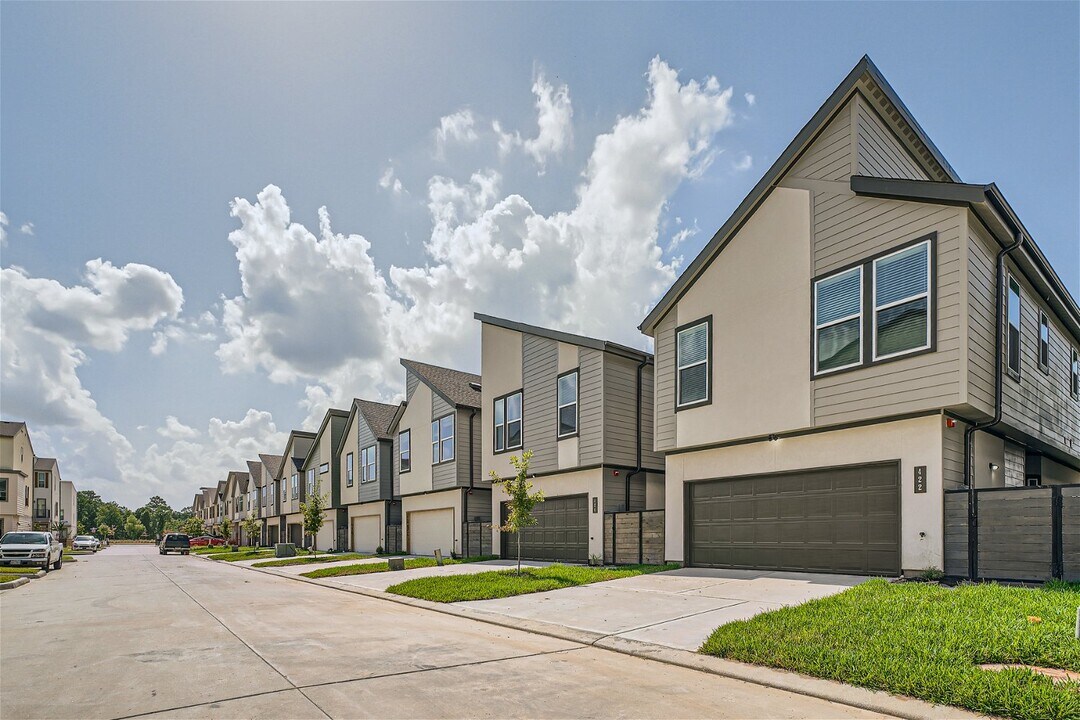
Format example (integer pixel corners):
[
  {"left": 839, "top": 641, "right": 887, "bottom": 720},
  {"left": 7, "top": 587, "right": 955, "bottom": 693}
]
[
  {"left": 0, "top": 421, "right": 79, "bottom": 539},
  {"left": 190, "top": 56, "right": 1079, "bottom": 579}
]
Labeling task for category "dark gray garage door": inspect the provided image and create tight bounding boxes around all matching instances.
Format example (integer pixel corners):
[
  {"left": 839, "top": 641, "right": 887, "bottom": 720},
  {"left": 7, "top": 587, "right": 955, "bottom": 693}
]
[
  {"left": 688, "top": 463, "right": 899, "bottom": 575},
  {"left": 501, "top": 494, "right": 588, "bottom": 563}
]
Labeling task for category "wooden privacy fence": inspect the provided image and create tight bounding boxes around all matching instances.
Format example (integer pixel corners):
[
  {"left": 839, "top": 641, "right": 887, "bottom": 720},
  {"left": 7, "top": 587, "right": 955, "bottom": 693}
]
[
  {"left": 944, "top": 485, "right": 1080, "bottom": 582},
  {"left": 603, "top": 510, "right": 665, "bottom": 565},
  {"left": 461, "top": 522, "right": 493, "bottom": 558},
  {"left": 385, "top": 525, "right": 402, "bottom": 555}
]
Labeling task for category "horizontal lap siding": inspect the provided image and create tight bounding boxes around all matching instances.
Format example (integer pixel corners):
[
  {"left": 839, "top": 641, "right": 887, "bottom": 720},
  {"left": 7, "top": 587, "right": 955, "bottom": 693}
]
[
  {"left": 523, "top": 334, "right": 559, "bottom": 474},
  {"left": 579, "top": 349, "right": 604, "bottom": 465},
  {"left": 855, "top": 99, "right": 929, "bottom": 181},
  {"left": 431, "top": 392, "right": 456, "bottom": 491},
  {"left": 943, "top": 421, "right": 966, "bottom": 490},
  {"left": 943, "top": 492, "right": 968, "bottom": 576},
  {"left": 357, "top": 420, "right": 381, "bottom": 503},
  {"left": 1000, "top": 260, "right": 1080, "bottom": 458},
  {"left": 653, "top": 315, "right": 676, "bottom": 451},
  {"left": 789, "top": 101, "right": 852, "bottom": 181},
  {"left": 604, "top": 354, "right": 651, "bottom": 468},
  {"left": 977, "top": 489, "right": 1052, "bottom": 581},
  {"left": 1064, "top": 487, "right": 1080, "bottom": 581},
  {"left": 813, "top": 201, "right": 963, "bottom": 425},
  {"left": 967, "top": 226, "right": 997, "bottom": 415}
]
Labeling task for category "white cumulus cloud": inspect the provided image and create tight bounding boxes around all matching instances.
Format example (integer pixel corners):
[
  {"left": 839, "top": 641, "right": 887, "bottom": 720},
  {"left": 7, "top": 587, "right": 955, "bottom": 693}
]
[
  {"left": 494, "top": 72, "right": 573, "bottom": 172},
  {"left": 378, "top": 165, "right": 405, "bottom": 195},
  {"left": 434, "top": 109, "right": 478, "bottom": 160},
  {"left": 158, "top": 415, "right": 198, "bottom": 440},
  {"left": 733, "top": 153, "right": 753, "bottom": 171},
  {"left": 20, "top": 222, "right": 34, "bottom": 236}
]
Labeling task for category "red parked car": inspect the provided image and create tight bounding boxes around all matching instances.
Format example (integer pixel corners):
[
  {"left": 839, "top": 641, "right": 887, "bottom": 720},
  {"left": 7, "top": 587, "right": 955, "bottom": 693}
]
[{"left": 187, "top": 535, "right": 225, "bottom": 547}]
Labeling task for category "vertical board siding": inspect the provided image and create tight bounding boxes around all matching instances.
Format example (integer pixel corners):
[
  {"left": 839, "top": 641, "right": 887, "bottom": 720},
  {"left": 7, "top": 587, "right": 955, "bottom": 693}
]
[
  {"left": 653, "top": 314, "right": 677, "bottom": 451},
  {"left": 522, "top": 334, "right": 559, "bottom": 474},
  {"left": 967, "top": 226, "right": 997, "bottom": 415},
  {"left": 603, "top": 354, "right": 647, "bottom": 468},
  {"left": 855, "top": 99, "right": 930, "bottom": 181},
  {"left": 431, "top": 391, "right": 456, "bottom": 491},
  {"left": 788, "top": 101, "right": 852, "bottom": 181},
  {"left": 579, "top": 348, "right": 604, "bottom": 465},
  {"left": 813, "top": 202, "right": 964, "bottom": 425},
  {"left": 999, "top": 258, "right": 1080, "bottom": 458}
]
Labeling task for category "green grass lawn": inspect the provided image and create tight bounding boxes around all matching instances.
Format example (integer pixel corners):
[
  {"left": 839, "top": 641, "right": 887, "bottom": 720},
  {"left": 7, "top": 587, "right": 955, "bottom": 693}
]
[
  {"left": 251, "top": 553, "right": 373, "bottom": 568},
  {"left": 386, "top": 563, "right": 680, "bottom": 602},
  {"left": 191, "top": 545, "right": 242, "bottom": 555},
  {"left": 0, "top": 565, "right": 41, "bottom": 575},
  {"left": 700, "top": 579, "right": 1080, "bottom": 720},
  {"left": 301, "top": 556, "right": 497, "bottom": 579},
  {"left": 209, "top": 549, "right": 278, "bottom": 562},
  {"left": 0, "top": 573, "right": 31, "bottom": 583}
]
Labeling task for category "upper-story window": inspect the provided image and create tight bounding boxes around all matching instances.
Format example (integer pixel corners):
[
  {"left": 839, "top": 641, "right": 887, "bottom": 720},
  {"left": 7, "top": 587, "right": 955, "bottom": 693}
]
[
  {"left": 306, "top": 469, "right": 315, "bottom": 496},
  {"left": 360, "top": 445, "right": 377, "bottom": 483},
  {"left": 557, "top": 371, "right": 578, "bottom": 437},
  {"left": 1038, "top": 312, "right": 1050, "bottom": 373},
  {"left": 1007, "top": 276, "right": 1022, "bottom": 380},
  {"left": 319, "top": 463, "right": 329, "bottom": 474},
  {"left": 1071, "top": 347, "right": 1079, "bottom": 400},
  {"left": 432, "top": 414, "right": 454, "bottom": 464},
  {"left": 0, "top": 478, "right": 6, "bottom": 501},
  {"left": 291, "top": 473, "right": 299, "bottom": 500},
  {"left": 399, "top": 430, "right": 411, "bottom": 472},
  {"left": 35, "top": 472, "right": 48, "bottom": 488},
  {"left": 346, "top": 452, "right": 354, "bottom": 487},
  {"left": 493, "top": 391, "right": 522, "bottom": 452},
  {"left": 873, "top": 240, "right": 931, "bottom": 360},
  {"left": 676, "top": 318, "right": 711, "bottom": 407}
]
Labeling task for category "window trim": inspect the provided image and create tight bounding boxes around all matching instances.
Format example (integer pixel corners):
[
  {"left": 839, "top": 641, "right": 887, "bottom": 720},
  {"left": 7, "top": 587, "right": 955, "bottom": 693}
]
[
  {"left": 810, "top": 233, "right": 938, "bottom": 379},
  {"left": 1071, "top": 346, "right": 1079, "bottom": 401},
  {"left": 813, "top": 265, "right": 864, "bottom": 376},
  {"left": 556, "top": 369, "right": 579, "bottom": 439},
  {"left": 399, "top": 429, "right": 412, "bottom": 473},
  {"left": 871, "top": 239, "right": 933, "bottom": 362},
  {"left": 492, "top": 389, "right": 524, "bottom": 454},
  {"left": 318, "top": 462, "right": 330, "bottom": 474},
  {"left": 0, "top": 478, "right": 6, "bottom": 502},
  {"left": 674, "top": 315, "right": 713, "bottom": 411},
  {"left": 306, "top": 468, "right": 315, "bottom": 498},
  {"left": 432, "top": 413, "right": 456, "bottom": 465},
  {"left": 346, "top": 452, "right": 354, "bottom": 487},
  {"left": 1007, "top": 274, "right": 1022, "bottom": 382},
  {"left": 360, "top": 444, "right": 377, "bottom": 483},
  {"left": 291, "top": 473, "right": 299, "bottom": 500},
  {"left": 1038, "top": 310, "right": 1050, "bottom": 374}
]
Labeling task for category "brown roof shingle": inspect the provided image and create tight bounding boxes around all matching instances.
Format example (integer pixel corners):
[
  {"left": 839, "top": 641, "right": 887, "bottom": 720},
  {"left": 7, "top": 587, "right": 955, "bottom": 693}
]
[
  {"left": 354, "top": 399, "right": 400, "bottom": 441},
  {"left": 400, "top": 359, "right": 481, "bottom": 409}
]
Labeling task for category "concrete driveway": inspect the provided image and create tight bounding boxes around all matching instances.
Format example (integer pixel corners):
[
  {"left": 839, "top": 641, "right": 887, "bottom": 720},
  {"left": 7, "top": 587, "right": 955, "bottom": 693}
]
[{"left": 462, "top": 567, "right": 868, "bottom": 650}]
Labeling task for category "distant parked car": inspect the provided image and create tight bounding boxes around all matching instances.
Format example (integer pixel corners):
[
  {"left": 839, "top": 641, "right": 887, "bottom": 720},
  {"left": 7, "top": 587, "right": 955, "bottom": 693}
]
[
  {"left": 188, "top": 536, "right": 225, "bottom": 547},
  {"left": 0, "top": 531, "right": 63, "bottom": 571},
  {"left": 159, "top": 533, "right": 191, "bottom": 555},
  {"left": 72, "top": 535, "right": 101, "bottom": 552}
]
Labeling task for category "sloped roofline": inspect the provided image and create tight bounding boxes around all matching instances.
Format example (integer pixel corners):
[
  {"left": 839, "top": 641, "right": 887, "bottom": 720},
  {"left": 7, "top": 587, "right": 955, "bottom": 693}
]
[
  {"left": 640, "top": 55, "right": 960, "bottom": 334},
  {"left": 400, "top": 358, "right": 481, "bottom": 410},
  {"left": 475, "top": 313, "right": 651, "bottom": 361},
  {"left": 302, "top": 407, "right": 349, "bottom": 469},
  {"left": 332, "top": 398, "right": 399, "bottom": 458}
]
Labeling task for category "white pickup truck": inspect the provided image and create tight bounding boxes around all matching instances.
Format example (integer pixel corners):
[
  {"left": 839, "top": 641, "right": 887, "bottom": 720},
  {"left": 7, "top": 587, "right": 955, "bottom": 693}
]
[{"left": 0, "top": 531, "right": 64, "bottom": 572}]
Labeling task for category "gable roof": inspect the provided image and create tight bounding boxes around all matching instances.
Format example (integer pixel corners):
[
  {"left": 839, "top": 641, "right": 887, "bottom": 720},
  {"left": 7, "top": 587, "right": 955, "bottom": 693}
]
[
  {"left": 640, "top": 55, "right": 960, "bottom": 334},
  {"left": 0, "top": 420, "right": 26, "bottom": 438},
  {"left": 246, "top": 460, "right": 264, "bottom": 487},
  {"left": 401, "top": 358, "right": 481, "bottom": 409},
  {"left": 355, "top": 399, "right": 399, "bottom": 442},
  {"left": 258, "top": 453, "right": 283, "bottom": 479},
  {"left": 276, "top": 430, "right": 316, "bottom": 479},
  {"left": 475, "top": 313, "right": 650, "bottom": 362},
  {"left": 304, "top": 408, "right": 349, "bottom": 468},
  {"left": 34, "top": 457, "right": 58, "bottom": 472}
]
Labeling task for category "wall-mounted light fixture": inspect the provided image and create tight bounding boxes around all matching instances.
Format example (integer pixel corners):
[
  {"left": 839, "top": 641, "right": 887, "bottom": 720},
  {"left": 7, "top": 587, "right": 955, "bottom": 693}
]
[
  {"left": 768, "top": 434, "right": 779, "bottom": 442},
  {"left": 989, "top": 463, "right": 999, "bottom": 472}
]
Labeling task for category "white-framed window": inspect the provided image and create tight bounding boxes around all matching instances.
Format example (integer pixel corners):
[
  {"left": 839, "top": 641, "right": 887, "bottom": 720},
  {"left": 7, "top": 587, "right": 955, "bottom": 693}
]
[
  {"left": 399, "top": 430, "right": 411, "bottom": 473},
  {"left": 291, "top": 473, "right": 298, "bottom": 500},
  {"left": 1008, "top": 276, "right": 1021, "bottom": 380},
  {"left": 1038, "top": 311, "right": 1050, "bottom": 373},
  {"left": 557, "top": 371, "right": 578, "bottom": 437},
  {"left": 432, "top": 414, "right": 454, "bottom": 464},
  {"left": 319, "top": 462, "right": 329, "bottom": 474},
  {"left": 346, "top": 452, "right": 354, "bottom": 487},
  {"left": 361, "top": 445, "right": 377, "bottom": 483},
  {"left": 35, "top": 472, "right": 48, "bottom": 488},
  {"left": 493, "top": 391, "right": 522, "bottom": 452},
  {"left": 814, "top": 267, "right": 863, "bottom": 375},
  {"left": 306, "top": 469, "right": 315, "bottom": 496},
  {"left": 676, "top": 319, "right": 710, "bottom": 406},
  {"left": 873, "top": 240, "right": 931, "bottom": 361}
]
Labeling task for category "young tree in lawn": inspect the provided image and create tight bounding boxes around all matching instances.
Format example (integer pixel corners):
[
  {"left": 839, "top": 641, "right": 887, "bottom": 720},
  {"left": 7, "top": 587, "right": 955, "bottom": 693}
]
[
  {"left": 300, "top": 477, "right": 327, "bottom": 554},
  {"left": 493, "top": 451, "right": 543, "bottom": 576},
  {"left": 242, "top": 512, "right": 261, "bottom": 548},
  {"left": 219, "top": 517, "right": 233, "bottom": 545}
]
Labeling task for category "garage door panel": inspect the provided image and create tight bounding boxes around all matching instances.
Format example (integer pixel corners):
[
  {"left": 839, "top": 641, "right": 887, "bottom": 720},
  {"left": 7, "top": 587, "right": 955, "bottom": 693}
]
[
  {"left": 501, "top": 494, "right": 588, "bottom": 564},
  {"left": 408, "top": 508, "right": 455, "bottom": 556},
  {"left": 352, "top": 515, "right": 381, "bottom": 553},
  {"left": 688, "top": 463, "right": 899, "bottom": 576}
]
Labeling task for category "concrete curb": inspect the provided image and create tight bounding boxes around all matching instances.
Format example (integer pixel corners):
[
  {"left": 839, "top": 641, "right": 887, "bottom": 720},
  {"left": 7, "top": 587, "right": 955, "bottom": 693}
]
[
  {"left": 207, "top": 555, "right": 984, "bottom": 719},
  {"left": 0, "top": 576, "right": 30, "bottom": 590}
]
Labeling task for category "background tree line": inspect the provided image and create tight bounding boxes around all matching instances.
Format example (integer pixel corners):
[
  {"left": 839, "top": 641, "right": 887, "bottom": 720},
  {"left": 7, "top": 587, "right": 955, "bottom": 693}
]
[{"left": 77, "top": 491, "right": 196, "bottom": 540}]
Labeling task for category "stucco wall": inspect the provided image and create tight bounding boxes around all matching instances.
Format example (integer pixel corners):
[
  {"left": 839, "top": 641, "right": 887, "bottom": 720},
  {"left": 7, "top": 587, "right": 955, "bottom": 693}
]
[
  {"left": 664, "top": 414, "right": 946, "bottom": 572},
  {"left": 398, "top": 378, "right": 436, "bottom": 497}
]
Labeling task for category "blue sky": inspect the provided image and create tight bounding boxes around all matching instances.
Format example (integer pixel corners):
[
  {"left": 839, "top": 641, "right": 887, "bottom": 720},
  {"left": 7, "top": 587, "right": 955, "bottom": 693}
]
[{"left": 2, "top": 2, "right": 1077, "bottom": 508}]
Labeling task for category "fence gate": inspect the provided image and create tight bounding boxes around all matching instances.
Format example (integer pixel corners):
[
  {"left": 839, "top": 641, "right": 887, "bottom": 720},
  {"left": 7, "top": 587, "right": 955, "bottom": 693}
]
[
  {"left": 461, "top": 522, "right": 493, "bottom": 558},
  {"left": 945, "top": 486, "right": 1078, "bottom": 582},
  {"left": 603, "top": 510, "right": 665, "bottom": 565}
]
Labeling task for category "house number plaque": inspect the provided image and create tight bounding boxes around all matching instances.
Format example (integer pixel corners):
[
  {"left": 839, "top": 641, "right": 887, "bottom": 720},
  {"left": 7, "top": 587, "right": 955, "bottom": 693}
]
[{"left": 914, "top": 466, "right": 927, "bottom": 493}]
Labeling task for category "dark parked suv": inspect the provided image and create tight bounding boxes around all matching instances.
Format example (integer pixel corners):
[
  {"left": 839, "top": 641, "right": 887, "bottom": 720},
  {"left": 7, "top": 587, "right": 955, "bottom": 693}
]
[{"left": 159, "top": 533, "right": 190, "bottom": 555}]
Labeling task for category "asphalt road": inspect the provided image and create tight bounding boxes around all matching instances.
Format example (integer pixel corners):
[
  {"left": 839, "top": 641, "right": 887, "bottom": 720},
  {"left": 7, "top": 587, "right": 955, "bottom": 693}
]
[{"left": 0, "top": 545, "right": 887, "bottom": 719}]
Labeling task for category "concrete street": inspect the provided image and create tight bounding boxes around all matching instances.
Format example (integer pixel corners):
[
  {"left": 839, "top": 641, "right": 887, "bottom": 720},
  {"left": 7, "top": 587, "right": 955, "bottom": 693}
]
[{"left": 0, "top": 545, "right": 893, "bottom": 720}]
